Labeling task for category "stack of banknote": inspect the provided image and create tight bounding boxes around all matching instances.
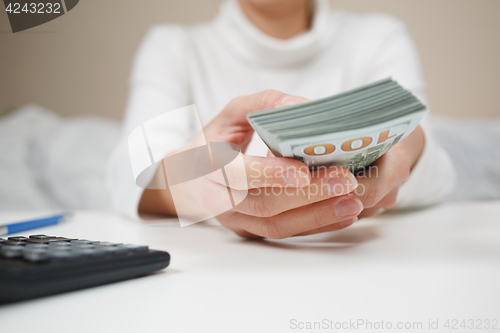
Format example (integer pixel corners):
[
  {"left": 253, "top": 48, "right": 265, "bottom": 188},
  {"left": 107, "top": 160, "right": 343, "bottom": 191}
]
[{"left": 247, "top": 78, "right": 427, "bottom": 172}]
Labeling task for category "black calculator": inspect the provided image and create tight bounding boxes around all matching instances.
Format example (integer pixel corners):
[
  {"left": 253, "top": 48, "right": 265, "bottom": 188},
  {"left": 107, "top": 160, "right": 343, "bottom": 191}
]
[{"left": 0, "top": 235, "right": 170, "bottom": 303}]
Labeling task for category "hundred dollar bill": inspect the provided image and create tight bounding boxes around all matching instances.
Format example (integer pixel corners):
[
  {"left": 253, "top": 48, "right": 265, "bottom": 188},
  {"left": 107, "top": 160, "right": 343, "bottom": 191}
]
[{"left": 247, "top": 78, "right": 427, "bottom": 172}]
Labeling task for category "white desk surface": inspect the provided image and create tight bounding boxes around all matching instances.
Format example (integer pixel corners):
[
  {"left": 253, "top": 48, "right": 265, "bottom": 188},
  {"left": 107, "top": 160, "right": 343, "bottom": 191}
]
[{"left": 1, "top": 202, "right": 499, "bottom": 333}]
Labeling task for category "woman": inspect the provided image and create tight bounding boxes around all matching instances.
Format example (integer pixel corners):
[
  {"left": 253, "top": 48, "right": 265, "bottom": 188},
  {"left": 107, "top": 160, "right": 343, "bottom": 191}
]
[{"left": 108, "top": 0, "right": 454, "bottom": 238}]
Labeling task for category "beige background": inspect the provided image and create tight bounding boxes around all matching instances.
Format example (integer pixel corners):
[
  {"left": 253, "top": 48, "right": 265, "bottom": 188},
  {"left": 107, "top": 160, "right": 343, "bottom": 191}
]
[{"left": 0, "top": 0, "right": 499, "bottom": 120}]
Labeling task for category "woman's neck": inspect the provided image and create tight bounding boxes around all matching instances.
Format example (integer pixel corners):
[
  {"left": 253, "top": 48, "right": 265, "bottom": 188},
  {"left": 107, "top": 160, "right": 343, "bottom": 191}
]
[{"left": 238, "top": 0, "right": 312, "bottom": 40}]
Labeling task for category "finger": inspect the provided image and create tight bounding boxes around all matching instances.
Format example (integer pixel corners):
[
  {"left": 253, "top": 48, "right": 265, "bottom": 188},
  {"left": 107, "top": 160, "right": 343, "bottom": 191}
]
[
  {"left": 357, "top": 207, "right": 382, "bottom": 219},
  {"left": 220, "top": 195, "right": 363, "bottom": 239},
  {"left": 377, "top": 187, "right": 399, "bottom": 209},
  {"left": 293, "top": 218, "right": 357, "bottom": 236},
  {"left": 205, "top": 90, "right": 308, "bottom": 139},
  {"left": 233, "top": 166, "right": 358, "bottom": 217},
  {"left": 220, "top": 90, "right": 308, "bottom": 126},
  {"left": 354, "top": 145, "right": 410, "bottom": 209},
  {"left": 356, "top": 188, "right": 398, "bottom": 219}
]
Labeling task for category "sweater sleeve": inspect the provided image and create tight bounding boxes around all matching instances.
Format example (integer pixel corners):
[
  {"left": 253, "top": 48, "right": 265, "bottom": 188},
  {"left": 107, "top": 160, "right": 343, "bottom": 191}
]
[
  {"left": 106, "top": 25, "right": 194, "bottom": 219},
  {"left": 361, "top": 16, "right": 456, "bottom": 209}
]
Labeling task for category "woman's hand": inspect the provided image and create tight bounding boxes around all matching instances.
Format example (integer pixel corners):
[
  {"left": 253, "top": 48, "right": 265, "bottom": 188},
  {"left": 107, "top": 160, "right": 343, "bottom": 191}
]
[
  {"left": 140, "top": 90, "right": 425, "bottom": 239},
  {"left": 205, "top": 90, "right": 425, "bottom": 238},
  {"left": 141, "top": 90, "right": 362, "bottom": 237},
  {"left": 354, "top": 126, "right": 425, "bottom": 219}
]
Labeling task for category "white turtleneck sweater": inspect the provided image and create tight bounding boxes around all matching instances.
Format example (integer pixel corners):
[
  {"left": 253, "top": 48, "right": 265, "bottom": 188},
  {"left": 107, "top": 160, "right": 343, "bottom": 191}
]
[{"left": 107, "top": 0, "right": 455, "bottom": 218}]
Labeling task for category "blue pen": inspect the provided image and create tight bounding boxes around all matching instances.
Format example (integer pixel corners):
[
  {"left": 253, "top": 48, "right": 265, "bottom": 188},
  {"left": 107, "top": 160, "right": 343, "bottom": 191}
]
[{"left": 0, "top": 213, "right": 70, "bottom": 236}]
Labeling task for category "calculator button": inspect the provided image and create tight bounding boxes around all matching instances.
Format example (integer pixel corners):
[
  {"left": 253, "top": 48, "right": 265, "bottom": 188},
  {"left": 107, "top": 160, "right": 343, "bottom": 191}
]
[
  {"left": 24, "top": 248, "right": 47, "bottom": 254},
  {"left": 3, "top": 240, "right": 25, "bottom": 246},
  {"left": 123, "top": 244, "right": 149, "bottom": 252},
  {"left": 23, "top": 249, "right": 48, "bottom": 262},
  {"left": 48, "top": 242, "right": 72, "bottom": 250},
  {"left": 136, "top": 246, "right": 148, "bottom": 252},
  {"left": 47, "top": 249, "right": 72, "bottom": 257},
  {"left": 46, "top": 237, "right": 63, "bottom": 241},
  {"left": 1, "top": 245, "right": 25, "bottom": 252},
  {"left": 74, "top": 248, "right": 96, "bottom": 257},
  {"left": 27, "top": 238, "right": 63, "bottom": 244},
  {"left": 70, "top": 240, "right": 92, "bottom": 244},
  {"left": 29, "top": 235, "right": 53, "bottom": 239},
  {"left": 71, "top": 244, "right": 94, "bottom": 249},
  {"left": 113, "top": 246, "right": 131, "bottom": 254},
  {"left": 47, "top": 248, "right": 73, "bottom": 257},
  {"left": 48, "top": 247, "right": 72, "bottom": 252},
  {"left": 48, "top": 242, "right": 71, "bottom": 247},
  {"left": 8, "top": 236, "right": 28, "bottom": 242},
  {"left": 24, "top": 247, "right": 47, "bottom": 252},
  {"left": 98, "top": 242, "right": 123, "bottom": 247},
  {"left": 25, "top": 243, "right": 49, "bottom": 249},
  {"left": 1, "top": 248, "right": 24, "bottom": 258},
  {"left": 48, "top": 250, "right": 80, "bottom": 260},
  {"left": 98, "top": 246, "right": 119, "bottom": 254},
  {"left": 97, "top": 242, "right": 115, "bottom": 246},
  {"left": 25, "top": 239, "right": 50, "bottom": 244},
  {"left": 55, "top": 237, "right": 76, "bottom": 241},
  {"left": 47, "top": 251, "right": 73, "bottom": 260}
]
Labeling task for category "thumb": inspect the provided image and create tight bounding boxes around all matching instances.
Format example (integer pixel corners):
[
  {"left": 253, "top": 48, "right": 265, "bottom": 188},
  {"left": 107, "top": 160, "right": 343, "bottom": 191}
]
[
  {"left": 217, "top": 90, "right": 308, "bottom": 128},
  {"left": 203, "top": 90, "right": 307, "bottom": 148}
]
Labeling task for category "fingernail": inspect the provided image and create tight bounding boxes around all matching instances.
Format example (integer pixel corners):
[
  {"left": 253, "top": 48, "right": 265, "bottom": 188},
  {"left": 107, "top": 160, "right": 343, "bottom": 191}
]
[
  {"left": 282, "top": 169, "right": 311, "bottom": 186},
  {"left": 334, "top": 220, "right": 353, "bottom": 229},
  {"left": 335, "top": 198, "right": 363, "bottom": 217},
  {"left": 326, "top": 174, "right": 358, "bottom": 195},
  {"left": 280, "top": 95, "right": 307, "bottom": 107}
]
